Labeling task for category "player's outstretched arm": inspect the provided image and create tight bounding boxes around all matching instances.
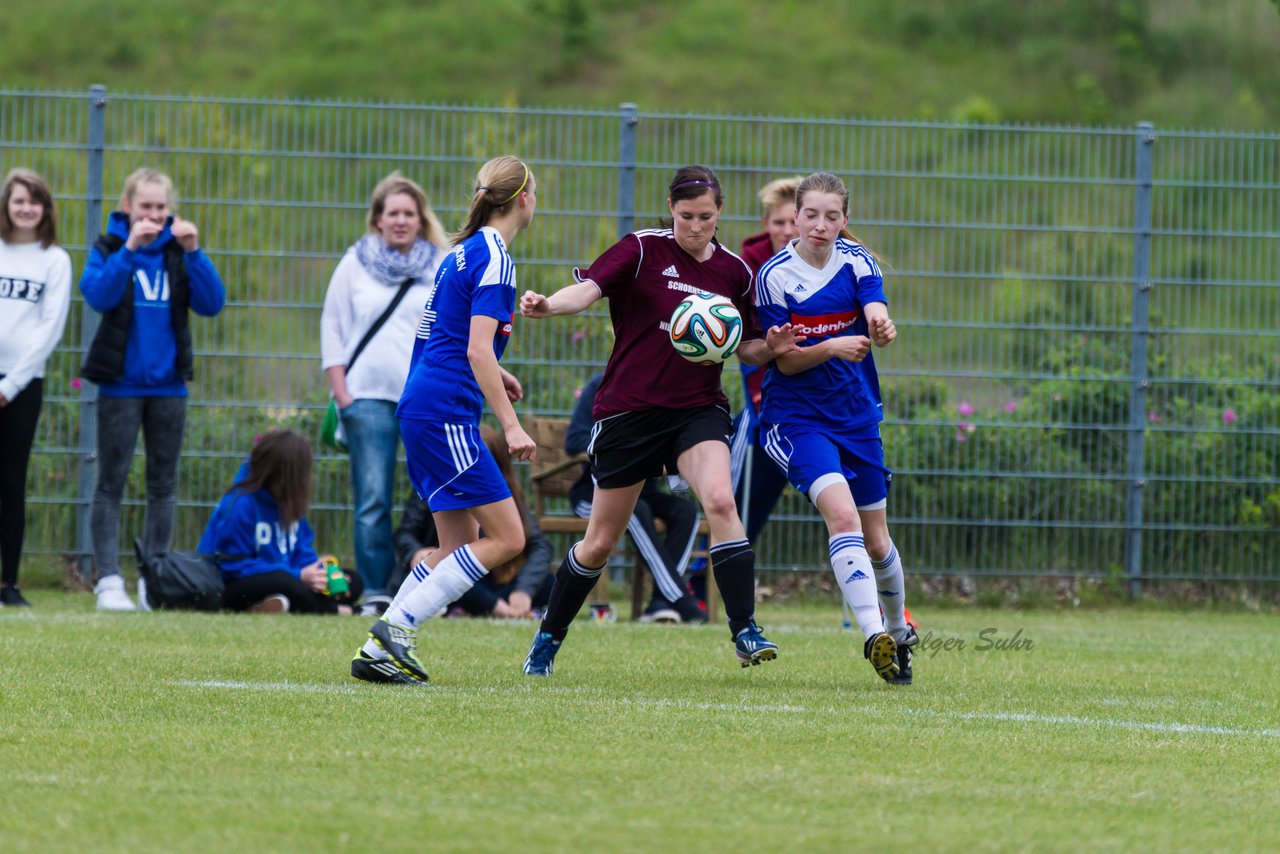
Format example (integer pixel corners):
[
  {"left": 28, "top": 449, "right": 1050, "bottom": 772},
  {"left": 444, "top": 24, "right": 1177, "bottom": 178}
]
[
  {"left": 519, "top": 280, "right": 602, "bottom": 319},
  {"left": 738, "top": 323, "right": 805, "bottom": 365}
]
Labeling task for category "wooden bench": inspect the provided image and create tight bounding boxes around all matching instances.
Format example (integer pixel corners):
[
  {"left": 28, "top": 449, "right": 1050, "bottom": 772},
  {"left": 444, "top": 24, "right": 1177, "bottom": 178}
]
[{"left": 527, "top": 416, "right": 716, "bottom": 622}]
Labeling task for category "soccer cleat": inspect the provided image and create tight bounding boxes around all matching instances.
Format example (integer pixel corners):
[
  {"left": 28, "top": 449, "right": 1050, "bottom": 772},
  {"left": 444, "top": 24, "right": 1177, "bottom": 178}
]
[
  {"left": 889, "top": 625, "right": 918, "bottom": 685},
  {"left": 351, "top": 649, "right": 429, "bottom": 685},
  {"left": 864, "top": 632, "right": 900, "bottom": 682},
  {"left": 94, "top": 575, "right": 137, "bottom": 611},
  {"left": 733, "top": 620, "right": 779, "bottom": 667},
  {"left": 0, "top": 586, "right": 32, "bottom": 607},
  {"left": 523, "top": 631, "right": 562, "bottom": 677},
  {"left": 369, "top": 617, "right": 431, "bottom": 682}
]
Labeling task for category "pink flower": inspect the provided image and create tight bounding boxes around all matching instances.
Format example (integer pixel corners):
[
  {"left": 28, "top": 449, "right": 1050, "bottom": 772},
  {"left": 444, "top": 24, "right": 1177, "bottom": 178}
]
[
  {"left": 571, "top": 329, "right": 586, "bottom": 343},
  {"left": 957, "top": 401, "right": 975, "bottom": 417},
  {"left": 253, "top": 434, "right": 262, "bottom": 443},
  {"left": 1004, "top": 400, "right": 1018, "bottom": 413},
  {"left": 71, "top": 378, "right": 83, "bottom": 391},
  {"left": 1052, "top": 393, "right": 1062, "bottom": 402},
  {"left": 1147, "top": 411, "right": 1161, "bottom": 423},
  {"left": 1223, "top": 408, "right": 1238, "bottom": 426},
  {"left": 573, "top": 386, "right": 583, "bottom": 399},
  {"left": 954, "top": 432, "right": 967, "bottom": 443}
]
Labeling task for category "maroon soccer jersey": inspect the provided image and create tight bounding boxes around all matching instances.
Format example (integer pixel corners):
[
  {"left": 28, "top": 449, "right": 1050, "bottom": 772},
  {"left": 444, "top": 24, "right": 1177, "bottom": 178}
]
[{"left": 576, "top": 229, "right": 760, "bottom": 419}]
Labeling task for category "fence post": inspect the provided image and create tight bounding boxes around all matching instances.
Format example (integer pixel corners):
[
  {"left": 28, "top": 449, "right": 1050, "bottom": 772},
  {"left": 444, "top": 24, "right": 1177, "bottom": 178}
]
[
  {"left": 73, "top": 84, "right": 108, "bottom": 583},
  {"left": 617, "top": 103, "right": 638, "bottom": 239},
  {"left": 1125, "top": 121, "right": 1155, "bottom": 599}
]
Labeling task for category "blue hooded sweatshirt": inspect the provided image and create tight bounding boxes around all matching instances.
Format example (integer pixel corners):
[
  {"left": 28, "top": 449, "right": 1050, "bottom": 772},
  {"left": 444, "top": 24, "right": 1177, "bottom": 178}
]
[
  {"left": 78, "top": 211, "right": 226, "bottom": 397},
  {"left": 197, "top": 462, "right": 320, "bottom": 580}
]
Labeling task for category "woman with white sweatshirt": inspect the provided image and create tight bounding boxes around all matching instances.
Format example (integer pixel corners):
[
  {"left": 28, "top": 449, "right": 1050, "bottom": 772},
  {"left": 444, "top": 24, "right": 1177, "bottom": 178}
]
[{"left": 0, "top": 169, "right": 72, "bottom": 608}]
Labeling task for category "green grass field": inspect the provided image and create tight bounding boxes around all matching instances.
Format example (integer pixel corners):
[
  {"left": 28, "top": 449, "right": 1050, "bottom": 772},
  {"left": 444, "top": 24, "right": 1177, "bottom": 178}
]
[{"left": 2, "top": 596, "right": 1277, "bottom": 852}]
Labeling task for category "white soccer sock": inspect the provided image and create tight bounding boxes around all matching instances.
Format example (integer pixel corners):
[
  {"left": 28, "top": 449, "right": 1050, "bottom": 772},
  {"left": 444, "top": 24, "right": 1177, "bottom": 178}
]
[
  {"left": 871, "top": 540, "right": 908, "bottom": 632},
  {"left": 830, "top": 532, "right": 884, "bottom": 640},
  {"left": 362, "top": 556, "right": 437, "bottom": 659},
  {"left": 385, "top": 545, "right": 488, "bottom": 628}
]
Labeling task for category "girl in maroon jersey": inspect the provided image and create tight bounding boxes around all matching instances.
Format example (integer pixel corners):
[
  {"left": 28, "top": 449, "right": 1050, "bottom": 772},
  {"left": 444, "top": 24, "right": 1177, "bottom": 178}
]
[{"left": 518, "top": 165, "right": 800, "bottom": 675}]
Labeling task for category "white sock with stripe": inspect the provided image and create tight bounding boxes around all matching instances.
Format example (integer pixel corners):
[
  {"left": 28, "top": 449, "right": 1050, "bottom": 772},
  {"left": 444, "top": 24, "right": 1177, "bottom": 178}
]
[
  {"left": 830, "top": 532, "right": 884, "bottom": 640},
  {"left": 385, "top": 544, "right": 488, "bottom": 628},
  {"left": 871, "top": 540, "right": 908, "bottom": 632},
  {"left": 363, "top": 556, "right": 436, "bottom": 659}
]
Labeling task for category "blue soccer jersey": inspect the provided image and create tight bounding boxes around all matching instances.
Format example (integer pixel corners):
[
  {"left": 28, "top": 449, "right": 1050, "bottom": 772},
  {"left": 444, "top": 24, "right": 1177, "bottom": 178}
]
[
  {"left": 755, "top": 237, "right": 887, "bottom": 434},
  {"left": 398, "top": 227, "right": 517, "bottom": 423}
]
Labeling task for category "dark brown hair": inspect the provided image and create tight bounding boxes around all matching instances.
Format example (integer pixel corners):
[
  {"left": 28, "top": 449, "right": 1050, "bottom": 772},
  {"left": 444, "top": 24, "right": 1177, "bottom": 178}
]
[
  {"left": 660, "top": 164, "right": 723, "bottom": 229},
  {"left": 453, "top": 156, "right": 532, "bottom": 246},
  {"left": 1, "top": 168, "right": 58, "bottom": 248},
  {"left": 230, "top": 430, "right": 314, "bottom": 529},
  {"left": 479, "top": 425, "right": 534, "bottom": 584}
]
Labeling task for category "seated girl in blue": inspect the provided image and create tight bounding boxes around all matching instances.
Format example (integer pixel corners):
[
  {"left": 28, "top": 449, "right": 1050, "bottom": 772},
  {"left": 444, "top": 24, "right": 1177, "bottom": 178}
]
[{"left": 199, "top": 429, "right": 362, "bottom": 614}]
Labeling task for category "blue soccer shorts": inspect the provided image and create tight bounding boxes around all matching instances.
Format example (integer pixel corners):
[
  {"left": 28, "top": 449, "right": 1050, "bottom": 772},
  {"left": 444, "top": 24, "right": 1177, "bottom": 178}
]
[
  {"left": 400, "top": 418, "right": 512, "bottom": 512},
  {"left": 760, "top": 423, "right": 892, "bottom": 509}
]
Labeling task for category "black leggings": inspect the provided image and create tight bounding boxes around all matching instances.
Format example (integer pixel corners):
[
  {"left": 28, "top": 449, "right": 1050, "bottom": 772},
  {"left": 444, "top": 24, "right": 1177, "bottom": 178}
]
[
  {"left": 0, "top": 377, "right": 43, "bottom": 587},
  {"left": 222, "top": 569, "right": 364, "bottom": 614}
]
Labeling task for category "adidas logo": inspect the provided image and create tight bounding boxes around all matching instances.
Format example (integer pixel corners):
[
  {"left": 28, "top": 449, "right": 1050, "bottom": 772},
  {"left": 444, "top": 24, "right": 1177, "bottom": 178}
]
[
  {"left": 662, "top": 265, "right": 679, "bottom": 277},
  {"left": 372, "top": 661, "right": 400, "bottom": 678},
  {"left": 794, "top": 283, "right": 806, "bottom": 292},
  {"left": 844, "top": 569, "right": 869, "bottom": 583}
]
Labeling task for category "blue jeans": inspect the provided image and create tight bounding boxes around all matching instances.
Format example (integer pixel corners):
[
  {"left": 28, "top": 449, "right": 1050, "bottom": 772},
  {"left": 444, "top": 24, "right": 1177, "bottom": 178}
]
[{"left": 340, "top": 398, "right": 400, "bottom": 596}]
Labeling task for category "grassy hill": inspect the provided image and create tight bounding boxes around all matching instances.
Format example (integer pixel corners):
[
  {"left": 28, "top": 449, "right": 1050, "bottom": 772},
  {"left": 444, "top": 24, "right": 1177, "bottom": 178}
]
[{"left": 3, "top": 0, "right": 1279, "bottom": 128}]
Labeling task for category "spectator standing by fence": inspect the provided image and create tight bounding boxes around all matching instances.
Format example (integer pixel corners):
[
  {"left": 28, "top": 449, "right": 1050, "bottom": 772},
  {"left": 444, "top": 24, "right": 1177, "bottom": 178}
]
[
  {"left": 0, "top": 169, "right": 72, "bottom": 608},
  {"left": 79, "top": 168, "right": 225, "bottom": 611}
]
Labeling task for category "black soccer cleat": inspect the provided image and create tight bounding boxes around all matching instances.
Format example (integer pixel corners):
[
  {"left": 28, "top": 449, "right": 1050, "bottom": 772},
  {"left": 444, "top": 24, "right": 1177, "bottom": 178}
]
[
  {"left": 351, "top": 649, "right": 429, "bottom": 686},
  {"left": 863, "top": 631, "right": 900, "bottom": 682},
  {"left": 369, "top": 617, "right": 431, "bottom": 683},
  {"left": 889, "top": 625, "right": 918, "bottom": 685}
]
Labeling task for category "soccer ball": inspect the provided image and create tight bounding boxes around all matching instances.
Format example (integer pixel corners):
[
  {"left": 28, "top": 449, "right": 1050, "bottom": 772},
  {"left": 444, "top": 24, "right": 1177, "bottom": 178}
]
[{"left": 668, "top": 291, "right": 742, "bottom": 365}]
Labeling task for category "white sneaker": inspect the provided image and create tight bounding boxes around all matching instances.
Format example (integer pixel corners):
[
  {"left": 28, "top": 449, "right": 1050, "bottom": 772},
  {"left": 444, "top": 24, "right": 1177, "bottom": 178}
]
[
  {"left": 136, "top": 576, "right": 152, "bottom": 611},
  {"left": 95, "top": 574, "right": 137, "bottom": 611}
]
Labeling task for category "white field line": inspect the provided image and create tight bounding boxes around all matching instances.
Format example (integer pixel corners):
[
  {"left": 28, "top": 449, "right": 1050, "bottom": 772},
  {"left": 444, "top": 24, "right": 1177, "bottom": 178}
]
[{"left": 172, "top": 680, "right": 1280, "bottom": 739}]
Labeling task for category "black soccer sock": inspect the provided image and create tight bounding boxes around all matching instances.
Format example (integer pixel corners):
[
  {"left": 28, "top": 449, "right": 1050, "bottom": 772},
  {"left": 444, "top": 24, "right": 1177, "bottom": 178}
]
[
  {"left": 710, "top": 538, "right": 757, "bottom": 637},
  {"left": 539, "top": 544, "right": 604, "bottom": 642}
]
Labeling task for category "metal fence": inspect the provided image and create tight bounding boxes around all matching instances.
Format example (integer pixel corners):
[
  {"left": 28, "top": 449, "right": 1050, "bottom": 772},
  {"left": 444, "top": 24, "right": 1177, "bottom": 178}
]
[{"left": 3, "top": 86, "right": 1277, "bottom": 588}]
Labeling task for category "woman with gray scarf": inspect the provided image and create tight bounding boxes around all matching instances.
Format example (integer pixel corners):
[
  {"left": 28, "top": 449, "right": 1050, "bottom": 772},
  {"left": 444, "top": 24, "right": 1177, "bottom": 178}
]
[{"left": 320, "top": 173, "right": 446, "bottom": 612}]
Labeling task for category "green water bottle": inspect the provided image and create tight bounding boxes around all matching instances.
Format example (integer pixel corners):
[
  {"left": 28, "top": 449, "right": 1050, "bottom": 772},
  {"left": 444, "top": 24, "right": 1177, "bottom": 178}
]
[{"left": 320, "top": 555, "right": 349, "bottom": 596}]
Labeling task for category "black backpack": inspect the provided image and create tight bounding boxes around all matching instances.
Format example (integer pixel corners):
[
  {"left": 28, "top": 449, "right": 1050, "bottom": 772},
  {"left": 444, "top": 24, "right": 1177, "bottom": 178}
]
[{"left": 133, "top": 538, "right": 242, "bottom": 611}]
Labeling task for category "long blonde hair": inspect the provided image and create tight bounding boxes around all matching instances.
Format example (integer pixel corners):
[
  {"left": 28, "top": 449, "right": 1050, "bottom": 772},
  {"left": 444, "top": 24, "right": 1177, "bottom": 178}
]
[
  {"left": 452, "top": 156, "right": 532, "bottom": 246},
  {"left": 367, "top": 172, "right": 446, "bottom": 248}
]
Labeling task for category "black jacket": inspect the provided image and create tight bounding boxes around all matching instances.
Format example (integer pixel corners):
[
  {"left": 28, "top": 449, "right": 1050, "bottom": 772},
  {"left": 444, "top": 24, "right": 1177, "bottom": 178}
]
[{"left": 80, "top": 232, "right": 193, "bottom": 383}]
